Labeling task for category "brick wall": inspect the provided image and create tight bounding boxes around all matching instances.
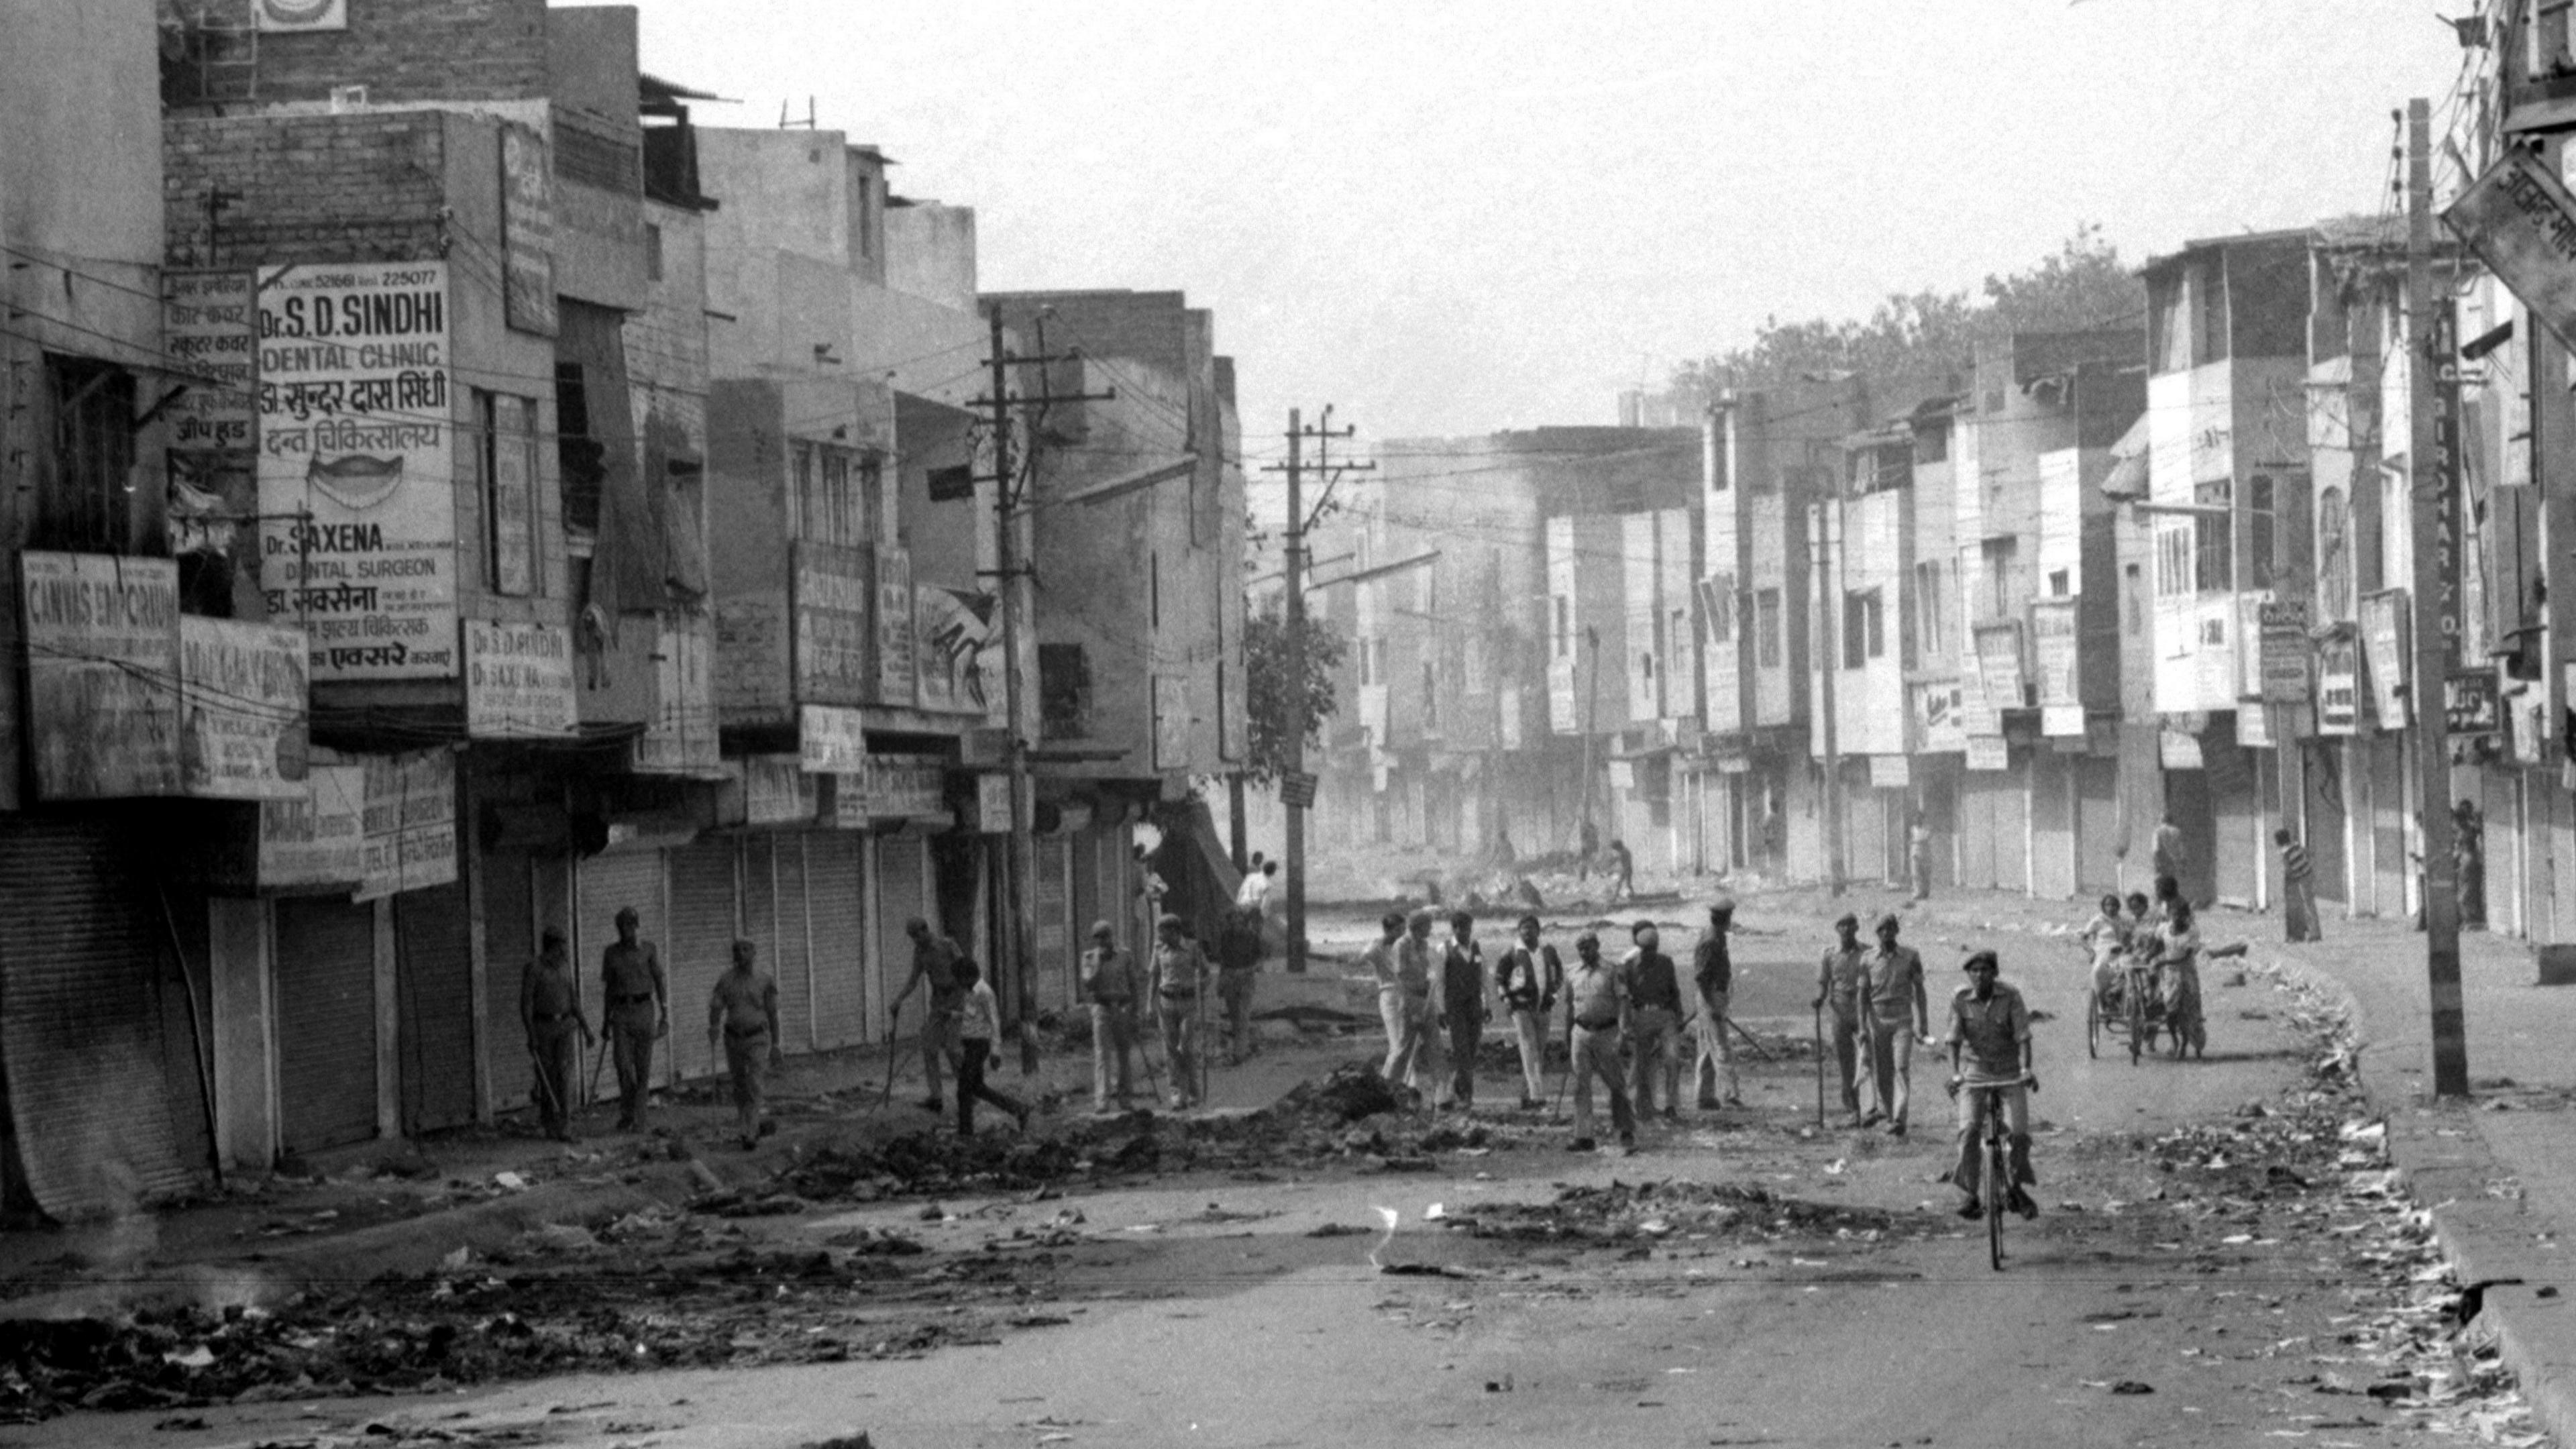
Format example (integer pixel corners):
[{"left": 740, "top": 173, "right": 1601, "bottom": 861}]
[
  {"left": 164, "top": 112, "right": 447, "bottom": 268},
  {"left": 179, "top": 0, "right": 549, "bottom": 107}
]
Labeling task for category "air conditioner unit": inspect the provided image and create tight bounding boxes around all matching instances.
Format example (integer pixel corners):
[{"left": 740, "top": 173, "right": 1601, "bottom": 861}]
[{"left": 329, "top": 84, "right": 368, "bottom": 111}]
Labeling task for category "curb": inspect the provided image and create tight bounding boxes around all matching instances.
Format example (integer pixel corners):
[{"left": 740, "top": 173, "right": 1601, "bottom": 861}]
[{"left": 2286, "top": 944, "right": 2576, "bottom": 1448}]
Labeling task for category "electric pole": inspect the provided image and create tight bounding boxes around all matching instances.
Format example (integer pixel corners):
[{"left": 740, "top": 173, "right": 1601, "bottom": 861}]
[
  {"left": 2405, "top": 96, "right": 2471, "bottom": 1097},
  {"left": 1263, "top": 407, "right": 1371, "bottom": 975},
  {"left": 1813, "top": 463, "right": 1847, "bottom": 898},
  {"left": 979, "top": 305, "right": 1110, "bottom": 1073}
]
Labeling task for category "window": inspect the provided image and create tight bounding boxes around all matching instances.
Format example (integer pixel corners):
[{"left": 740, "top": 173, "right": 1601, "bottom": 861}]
[
  {"left": 1553, "top": 596, "right": 1571, "bottom": 657},
  {"left": 1755, "top": 588, "right": 1782, "bottom": 667},
  {"left": 1913, "top": 560, "right": 1947, "bottom": 659},
  {"left": 1979, "top": 536, "right": 2018, "bottom": 619},
  {"left": 791, "top": 442, "right": 875, "bottom": 547},
  {"left": 1038, "top": 643, "right": 1091, "bottom": 738},
  {"left": 2247, "top": 473, "right": 2277, "bottom": 590},
  {"left": 1150, "top": 552, "right": 1161, "bottom": 629},
  {"left": 2195, "top": 258, "right": 2230, "bottom": 365},
  {"left": 1843, "top": 590, "right": 1883, "bottom": 667},
  {"left": 2125, "top": 563, "right": 2143, "bottom": 635},
  {"left": 476, "top": 389, "right": 539, "bottom": 596},
  {"left": 38, "top": 356, "right": 136, "bottom": 551},
  {"left": 1422, "top": 660, "right": 1438, "bottom": 729},
  {"left": 2194, "top": 480, "right": 2233, "bottom": 592},
  {"left": 2048, "top": 569, "right": 2070, "bottom": 596},
  {"left": 1699, "top": 574, "right": 1735, "bottom": 642},
  {"left": 2156, "top": 523, "right": 2193, "bottom": 598},
  {"left": 645, "top": 223, "right": 664, "bottom": 282}
]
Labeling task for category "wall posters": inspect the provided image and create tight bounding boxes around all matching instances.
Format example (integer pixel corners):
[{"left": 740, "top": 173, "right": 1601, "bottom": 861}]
[
  {"left": 975, "top": 773, "right": 1018, "bottom": 834},
  {"left": 792, "top": 543, "right": 873, "bottom": 704},
  {"left": 867, "top": 753, "right": 949, "bottom": 821},
  {"left": 498, "top": 123, "right": 557, "bottom": 338},
  {"left": 632, "top": 612, "right": 720, "bottom": 776},
  {"left": 2318, "top": 632, "right": 2360, "bottom": 735},
  {"left": 743, "top": 755, "right": 816, "bottom": 825},
  {"left": 2360, "top": 589, "right": 2410, "bottom": 729},
  {"left": 256, "top": 260, "right": 457, "bottom": 682},
  {"left": 875, "top": 547, "right": 916, "bottom": 706},
  {"left": 798, "top": 702, "right": 867, "bottom": 773},
  {"left": 258, "top": 762, "right": 365, "bottom": 888},
  {"left": 464, "top": 620, "right": 579, "bottom": 738},
  {"left": 2446, "top": 671, "right": 2501, "bottom": 736},
  {"left": 1915, "top": 682, "right": 1966, "bottom": 753},
  {"left": 2029, "top": 598, "right": 2078, "bottom": 710},
  {"left": 180, "top": 615, "right": 309, "bottom": 800},
  {"left": 22, "top": 552, "right": 182, "bottom": 800},
  {"left": 916, "top": 585, "right": 990, "bottom": 714},
  {"left": 1972, "top": 621, "right": 2025, "bottom": 713},
  {"left": 2259, "top": 598, "right": 2313, "bottom": 704},
  {"left": 1964, "top": 737, "right": 2010, "bottom": 772},
  {"left": 356, "top": 749, "right": 458, "bottom": 900}
]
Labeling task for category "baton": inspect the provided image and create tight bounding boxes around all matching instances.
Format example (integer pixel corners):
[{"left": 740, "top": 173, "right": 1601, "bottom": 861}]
[{"left": 1811, "top": 1003, "right": 1826, "bottom": 1130}]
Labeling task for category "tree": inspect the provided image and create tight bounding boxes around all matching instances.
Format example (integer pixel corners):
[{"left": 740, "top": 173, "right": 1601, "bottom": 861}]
[
  {"left": 1242, "top": 603, "right": 1345, "bottom": 789},
  {"left": 1671, "top": 223, "right": 2145, "bottom": 403}
]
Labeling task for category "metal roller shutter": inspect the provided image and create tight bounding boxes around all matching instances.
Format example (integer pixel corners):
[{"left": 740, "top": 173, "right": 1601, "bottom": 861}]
[
  {"left": 482, "top": 849, "right": 537, "bottom": 1117},
  {"left": 0, "top": 817, "right": 196, "bottom": 1217},
  {"left": 806, "top": 833, "right": 865, "bottom": 1048},
  {"left": 577, "top": 849, "right": 667, "bottom": 1085},
  {"left": 394, "top": 884, "right": 476, "bottom": 1133},
  {"left": 875, "top": 837, "right": 926, "bottom": 1036},
  {"left": 276, "top": 896, "right": 380, "bottom": 1152},
  {"left": 1034, "top": 837, "right": 1071, "bottom": 1013},
  {"left": 667, "top": 839, "right": 737, "bottom": 1081},
  {"left": 770, "top": 836, "right": 815, "bottom": 1052}
]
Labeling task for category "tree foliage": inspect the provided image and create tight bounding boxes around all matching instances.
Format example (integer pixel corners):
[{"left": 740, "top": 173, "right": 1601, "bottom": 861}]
[
  {"left": 1671, "top": 224, "right": 2147, "bottom": 402},
  {"left": 1242, "top": 604, "right": 1345, "bottom": 789}
]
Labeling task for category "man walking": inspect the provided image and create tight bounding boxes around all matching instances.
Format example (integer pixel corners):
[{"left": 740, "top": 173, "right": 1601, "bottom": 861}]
[
  {"left": 520, "top": 927, "right": 592, "bottom": 1142},
  {"left": 2152, "top": 811, "right": 2190, "bottom": 905},
  {"left": 1813, "top": 912, "right": 1868, "bottom": 1126},
  {"left": 1150, "top": 913, "right": 1212, "bottom": 1110},
  {"left": 2273, "top": 827, "right": 2322, "bottom": 943},
  {"left": 1495, "top": 913, "right": 1561, "bottom": 1108},
  {"left": 1562, "top": 932, "right": 1635, "bottom": 1153},
  {"left": 598, "top": 906, "right": 668, "bottom": 1132},
  {"left": 1606, "top": 838, "right": 1636, "bottom": 904},
  {"left": 706, "top": 938, "right": 782, "bottom": 1150},
  {"left": 1861, "top": 912, "right": 1929, "bottom": 1134},
  {"left": 1374, "top": 908, "right": 1440, "bottom": 1091},
  {"left": 1439, "top": 910, "right": 1489, "bottom": 1110},
  {"left": 1624, "top": 921, "right": 1684, "bottom": 1122},
  {"left": 890, "top": 917, "right": 964, "bottom": 1116},
  {"left": 1215, "top": 904, "right": 1266, "bottom": 1065},
  {"left": 1079, "top": 920, "right": 1139, "bottom": 1112},
  {"left": 1692, "top": 898, "right": 1740, "bottom": 1110}
]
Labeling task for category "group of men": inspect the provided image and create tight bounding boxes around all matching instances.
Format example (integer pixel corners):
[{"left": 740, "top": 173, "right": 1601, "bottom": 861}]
[
  {"left": 1076, "top": 906, "right": 1269, "bottom": 1114},
  {"left": 1356, "top": 901, "right": 1746, "bottom": 1152}
]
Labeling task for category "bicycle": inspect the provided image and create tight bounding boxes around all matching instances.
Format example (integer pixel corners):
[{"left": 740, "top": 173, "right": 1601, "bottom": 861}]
[
  {"left": 2080, "top": 943, "right": 2157, "bottom": 1065},
  {"left": 1953, "top": 1075, "right": 2038, "bottom": 1271}
]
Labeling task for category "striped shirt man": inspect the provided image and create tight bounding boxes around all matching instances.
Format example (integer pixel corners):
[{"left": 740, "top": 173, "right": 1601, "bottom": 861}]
[{"left": 2279, "top": 837, "right": 2313, "bottom": 882}]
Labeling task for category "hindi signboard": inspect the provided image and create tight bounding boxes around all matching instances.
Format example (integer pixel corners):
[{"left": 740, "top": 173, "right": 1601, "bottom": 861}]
[
  {"left": 793, "top": 543, "right": 873, "bottom": 705},
  {"left": 2445, "top": 146, "right": 2576, "bottom": 354},
  {"left": 742, "top": 755, "right": 816, "bottom": 825},
  {"left": 22, "top": 552, "right": 182, "bottom": 800},
  {"left": 2360, "top": 589, "right": 2411, "bottom": 729},
  {"left": 798, "top": 702, "right": 867, "bottom": 774},
  {"left": 2259, "top": 598, "right": 2314, "bottom": 704},
  {"left": 258, "top": 762, "right": 366, "bottom": 889},
  {"left": 356, "top": 748, "right": 458, "bottom": 900},
  {"left": 868, "top": 753, "right": 949, "bottom": 822},
  {"left": 2318, "top": 632, "right": 2360, "bottom": 735},
  {"left": 1972, "top": 621, "right": 2025, "bottom": 714},
  {"left": 180, "top": 615, "right": 309, "bottom": 800},
  {"left": 2447, "top": 670, "right": 2502, "bottom": 736},
  {"left": 256, "top": 260, "right": 458, "bottom": 681},
  {"left": 875, "top": 547, "right": 916, "bottom": 706},
  {"left": 1964, "top": 737, "right": 2010, "bottom": 772},
  {"left": 2030, "top": 598, "right": 2078, "bottom": 710},
  {"left": 497, "top": 123, "right": 557, "bottom": 337},
  {"left": 464, "top": 620, "right": 578, "bottom": 738},
  {"left": 164, "top": 270, "right": 257, "bottom": 453}
]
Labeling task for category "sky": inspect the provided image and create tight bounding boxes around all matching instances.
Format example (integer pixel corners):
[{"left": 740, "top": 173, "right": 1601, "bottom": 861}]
[{"left": 596, "top": 0, "right": 2476, "bottom": 463}]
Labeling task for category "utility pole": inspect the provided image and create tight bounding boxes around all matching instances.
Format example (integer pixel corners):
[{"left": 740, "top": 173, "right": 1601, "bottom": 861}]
[
  {"left": 1263, "top": 407, "right": 1371, "bottom": 975},
  {"left": 2405, "top": 96, "right": 2471, "bottom": 1097},
  {"left": 1813, "top": 466, "right": 1847, "bottom": 898},
  {"left": 979, "top": 305, "right": 1110, "bottom": 1073}
]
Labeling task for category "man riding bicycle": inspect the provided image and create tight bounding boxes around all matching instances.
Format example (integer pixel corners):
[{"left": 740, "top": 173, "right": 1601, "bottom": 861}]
[{"left": 1945, "top": 950, "right": 2037, "bottom": 1222}]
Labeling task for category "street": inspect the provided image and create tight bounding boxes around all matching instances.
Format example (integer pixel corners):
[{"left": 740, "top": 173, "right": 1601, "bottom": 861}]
[{"left": 0, "top": 890, "right": 2536, "bottom": 1449}]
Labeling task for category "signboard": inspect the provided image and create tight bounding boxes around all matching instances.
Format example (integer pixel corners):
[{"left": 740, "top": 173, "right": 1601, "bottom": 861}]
[
  {"left": 1965, "top": 737, "right": 2010, "bottom": 772},
  {"left": 2359, "top": 589, "right": 2410, "bottom": 729},
  {"left": 2259, "top": 598, "right": 2313, "bottom": 704},
  {"left": 2430, "top": 299, "right": 2465, "bottom": 669},
  {"left": 464, "top": 620, "right": 578, "bottom": 738},
  {"left": 23, "top": 552, "right": 182, "bottom": 800},
  {"left": 2159, "top": 729, "right": 2204, "bottom": 771},
  {"left": 916, "top": 586, "right": 990, "bottom": 714},
  {"left": 256, "top": 260, "right": 458, "bottom": 681},
  {"left": 1916, "top": 682, "right": 1966, "bottom": 753},
  {"left": 255, "top": 0, "right": 347, "bottom": 30},
  {"left": 2444, "top": 146, "right": 2576, "bottom": 355},
  {"left": 1972, "top": 621, "right": 2025, "bottom": 713},
  {"left": 488, "top": 394, "right": 537, "bottom": 598},
  {"left": 2042, "top": 704, "right": 2087, "bottom": 737},
  {"left": 258, "top": 762, "right": 366, "bottom": 888},
  {"left": 632, "top": 612, "right": 721, "bottom": 776},
  {"left": 792, "top": 543, "right": 873, "bottom": 704},
  {"left": 2447, "top": 671, "right": 2501, "bottom": 736},
  {"left": 2318, "top": 633, "right": 2360, "bottom": 735},
  {"left": 867, "top": 752, "right": 949, "bottom": 821},
  {"left": 2029, "top": 599, "right": 2078, "bottom": 709},
  {"left": 164, "top": 271, "right": 256, "bottom": 452},
  {"left": 179, "top": 615, "right": 308, "bottom": 800},
  {"left": 875, "top": 547, "right": 916, "bottom": 706},
  {"left": 2237, "top": 702, "right": 2273, "bottom": 749},
  {"left": 819, "top": 773, "right": 869, "bottom": 829},
  {"left": 1868, "top": 754, "right": 1911, "bottom": 790},
  {"left": 798, "top": 702, "right": 867, "bottom": 773},
  {"left": 974, "top": 773, "right": 1018, "bottom": 834},
  {"left": 356, "top": 748, "right": 458, "bottom": 900},
  {"left": 497, "top": 123, "right": 557, "bottom": 337},
  {"left": 1279, "top": 770, "right": 1319, "bottom": 809},
  {"left": 742, "top": 755, "right": 816, "bottom": 825}
]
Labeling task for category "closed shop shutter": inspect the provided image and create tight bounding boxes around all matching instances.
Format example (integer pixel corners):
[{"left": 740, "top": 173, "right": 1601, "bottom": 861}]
[
  {"left": 1034, "top": 837, "right": 1070, "bottom": 1014},
  {"left": 2209, "top": 733, "right": 2259, "bottom": 910},
  {"left": 482, "top": 849, "right": 538, "bottom": 1117},
  {"left": 1958, "top": 777, "right": 1998, "bottom": 891},
  {"left": 1994, "top": 770, "right": 2030, "bottom": 894},
  {"left": 876, "top": 837, "right": 927, "bottom": 1035},
  {"left": 394, "top": 883, "right": 476, "bottom": 1132},
  {"left": 578, "top": 849, "right": 667, "bottom": 1085},
  {"left": 2076, "top": 757, "right": 2120, "bottom": 894},
  {"left": 2029, "top": 753, "right": 2074, "bottom": 901},
  {"left": 667, "top": 839, "right": 737, "bottom": 1081},
  {"left": 806, "top": 833, "right": 865, "bottom": 1048},
  {"left": 757, "top": 836, "right": 815, "bottom": 1053},
  {"left": 276, "top": 896, "right": 380, "bottom": 1152},
  {"left": 0, "top": 817, "right": 195, "bottom": 1217}
]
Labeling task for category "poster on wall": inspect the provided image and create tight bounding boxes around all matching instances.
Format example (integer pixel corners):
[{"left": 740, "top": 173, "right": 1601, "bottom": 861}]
[
  {"left": 2359, "top": 589, "right": 2410, "bottom": 728},
  {"left": 356, "top": 749, "right": 458, "bottom": 900},
  {"left": 2317, "top": 632, "right": 2359, "bottom": 735},
  {"left": 875, "top": 547, "right": 916, "bottom": 706},
  {"left": 179, "top": 615, "right": 309, "bottom": 800},
  {"left": 164, "top": 271, "right": 257, "bottom": 453},
  {"left": 497, "top": 123, "right": 557, "bottom": 338},
  {"left": 2259, "top": 598, "right": 2312, "bottom": 704},
  {"left": 798, "top": 702, "right": 867, "bottom": 773},
  {"left": 22, "top": 552, "right": 182, "bottom": 800},
  {"left": 258, "top": 762, "right": 366, "bottom": 888},
  {"left": 464, "top": 621, "right": 579, "bottom": 738},
  {"left": 915, "top": 585, "right": 991, "bottom": 714},
  {"left": 1972, "top": 621, "right": 2025, "bottom": 713},
  {"left": 256, "top": 260, "right": 458, "bottom": 682},
  {"left": 1915, "top": 682, "right": 1966, "bottom": 752},
  {"left": 792, "top": 543, "right": 873, "bottom": 705},
  {"left": 2029, "top": 599, "right": 2078, "bottom": 710}
]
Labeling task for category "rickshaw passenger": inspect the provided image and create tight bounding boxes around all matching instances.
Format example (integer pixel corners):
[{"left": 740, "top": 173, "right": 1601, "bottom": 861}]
[{"left": 2080, "top": 893, "right": 2129, "bottom": 1002}]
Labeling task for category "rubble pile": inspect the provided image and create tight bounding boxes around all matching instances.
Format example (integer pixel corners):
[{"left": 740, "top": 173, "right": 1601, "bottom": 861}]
[{"left": 1465, "top": 1179, "right": 1899, "bottom": 1246}]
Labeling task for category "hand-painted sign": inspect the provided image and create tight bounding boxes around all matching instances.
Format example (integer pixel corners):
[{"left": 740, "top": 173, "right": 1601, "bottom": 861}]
[
  {"left": 498, "top": 124, "right": 557, "bottom": 338},
  {"left": 875, "top": 547, "right": 916, "bottom": 706},
  {"left": 2359, "top": 589, "right": 2410, "bottom": 729},
  {"left": 163, "top": 271, "right": 256, "bottom": 451},
  {"left": 793, "top": 543, "right": 873, "bottom": 705},
  {"left": 2259, "top": 598, "right": 2313, "bottom": 705},
  {"left": 798, "top": 702, "right": 867, "bottom": 773},
  {"left": 22, "top": 552, "right": 182, "bottom": 800},
  {"left": 2445, "top": 147, "right": 2576, "bottom": 354},
  {"left": 258, "top": 761, "right": 366, "bottom": 888},
  {"left": 464, "top": 620, "right": 578, "bottom": 738},
  {"left": 180, "top": 615, "right": 309, "bottom": 800},
  {"left": 356, "top": 749, "right": 458, "bottom": 900},
  {"left": 2318, "top": 631, "right": 2359, "bottom": 735},
  {"left": 256, "top": 260, "right": 457, "bottom": 681}
]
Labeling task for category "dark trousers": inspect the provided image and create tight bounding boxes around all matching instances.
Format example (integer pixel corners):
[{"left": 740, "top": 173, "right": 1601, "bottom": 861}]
[
  {"left": 957, "top": 1038, "right": 1025, "bottom": 1136},
  {"left": 529, "top": 1026, "right": 578, "bottom": 1138},
  {"left": 1445, "top": 1011, "right": 1482, "bottom": 1105},
  {"left": 608, "top": 1017, "right": 656, "bottom": 1126}
]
